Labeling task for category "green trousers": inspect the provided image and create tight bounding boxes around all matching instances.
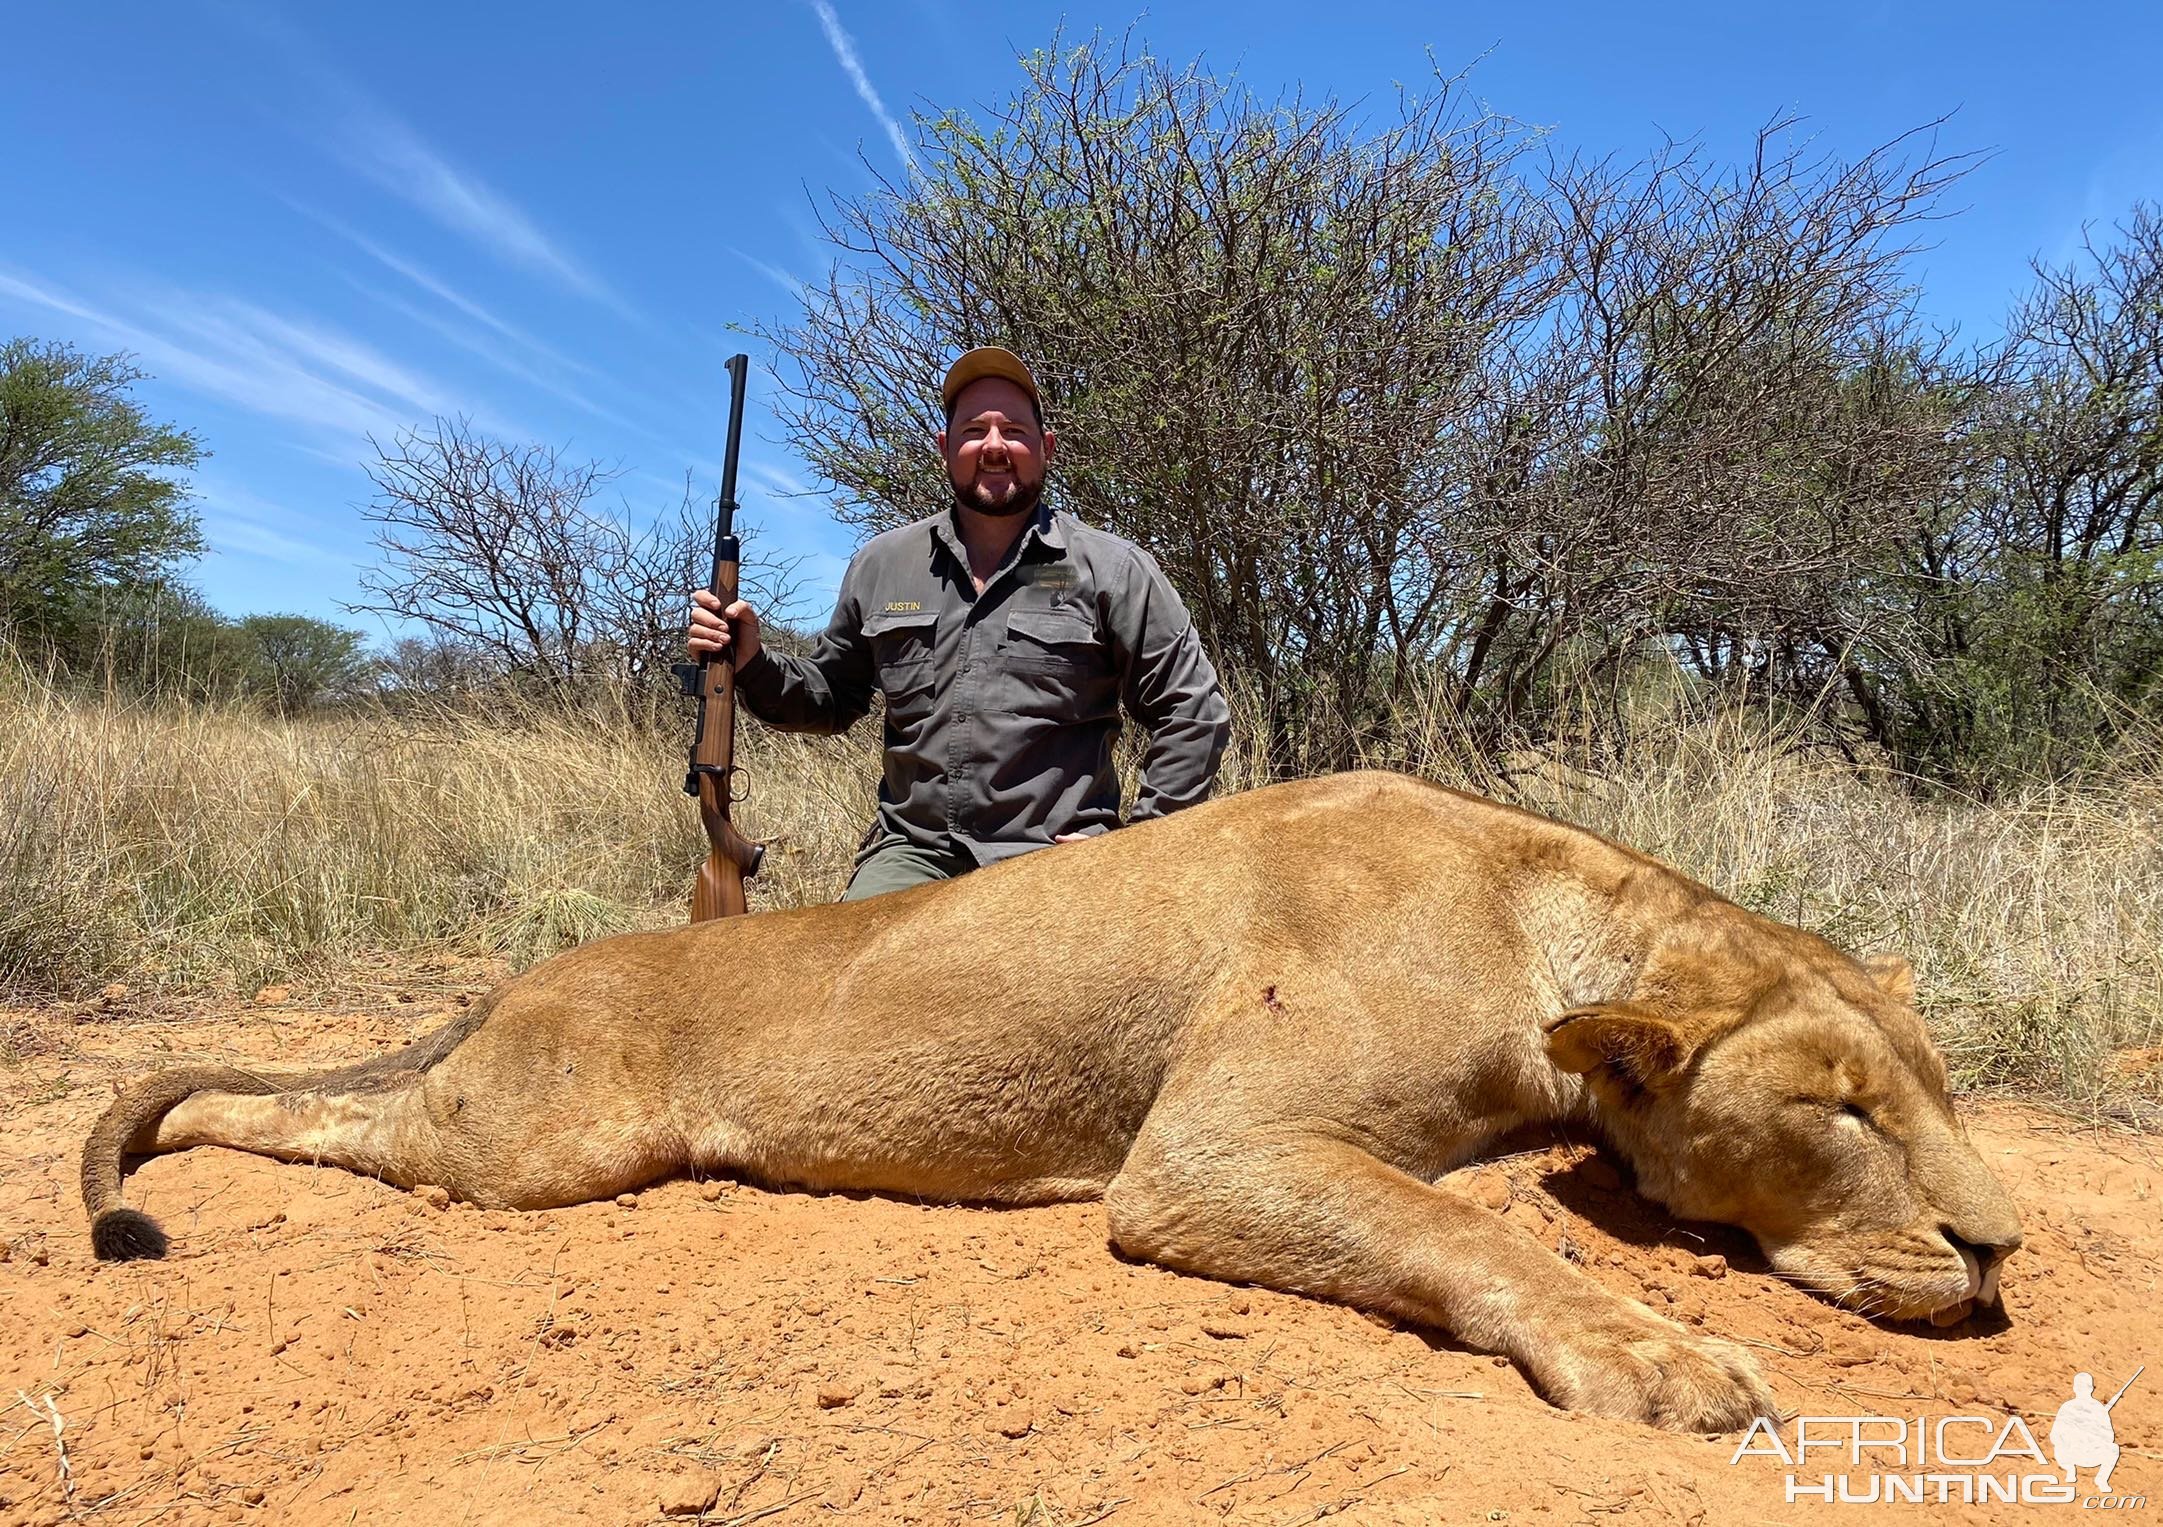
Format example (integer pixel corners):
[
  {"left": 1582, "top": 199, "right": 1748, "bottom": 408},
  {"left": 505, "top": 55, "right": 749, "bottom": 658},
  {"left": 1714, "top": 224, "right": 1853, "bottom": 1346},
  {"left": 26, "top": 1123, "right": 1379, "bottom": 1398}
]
[{"left": 841, "top": 838, "right": 981, "bottom": 902}]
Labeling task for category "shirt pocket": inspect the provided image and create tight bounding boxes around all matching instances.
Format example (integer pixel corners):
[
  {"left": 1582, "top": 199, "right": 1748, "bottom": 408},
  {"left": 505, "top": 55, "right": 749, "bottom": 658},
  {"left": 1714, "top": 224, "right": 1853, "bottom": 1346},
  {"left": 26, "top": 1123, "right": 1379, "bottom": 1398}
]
[
  {"left": 862, "top": 607, "right": 939, "bottom": 714},
  {"left": 992, "top": 605, "right": 1112, "bottom": 717}
]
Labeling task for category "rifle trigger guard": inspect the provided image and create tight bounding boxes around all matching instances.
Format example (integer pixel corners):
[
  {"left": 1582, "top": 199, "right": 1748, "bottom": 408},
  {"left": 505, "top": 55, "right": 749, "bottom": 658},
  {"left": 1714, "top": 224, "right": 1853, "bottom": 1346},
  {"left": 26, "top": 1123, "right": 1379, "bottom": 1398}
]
[{"left": 683, "top": 762, "right": 754, "bottom": 809}]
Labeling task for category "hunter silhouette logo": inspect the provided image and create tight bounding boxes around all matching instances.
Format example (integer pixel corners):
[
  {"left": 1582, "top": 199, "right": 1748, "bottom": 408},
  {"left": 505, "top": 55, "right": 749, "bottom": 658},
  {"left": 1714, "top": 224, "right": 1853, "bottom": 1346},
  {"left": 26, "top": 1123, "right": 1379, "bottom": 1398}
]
[
  {"left": 2051, "top": 1368, "right": 2141, "bottom": 1497},
  {"left": 1730, "top": 1364, "right": 2147, "bottom": 1507}
]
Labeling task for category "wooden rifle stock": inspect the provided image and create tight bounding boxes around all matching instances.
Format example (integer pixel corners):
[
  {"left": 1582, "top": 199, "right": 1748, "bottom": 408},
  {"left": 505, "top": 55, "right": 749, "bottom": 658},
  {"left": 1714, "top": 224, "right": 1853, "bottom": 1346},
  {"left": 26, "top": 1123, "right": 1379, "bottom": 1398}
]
[{"left": 680, "top": 353, "right": 765, "bottom": 921}]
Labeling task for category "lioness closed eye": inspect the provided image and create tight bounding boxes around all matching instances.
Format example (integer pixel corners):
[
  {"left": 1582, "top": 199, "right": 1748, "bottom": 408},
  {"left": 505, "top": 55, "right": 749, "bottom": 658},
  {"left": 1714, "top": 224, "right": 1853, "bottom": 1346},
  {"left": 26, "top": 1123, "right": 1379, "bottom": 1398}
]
[{"left": 84, "top": 771, "right": 2021, "bottom": 1432}]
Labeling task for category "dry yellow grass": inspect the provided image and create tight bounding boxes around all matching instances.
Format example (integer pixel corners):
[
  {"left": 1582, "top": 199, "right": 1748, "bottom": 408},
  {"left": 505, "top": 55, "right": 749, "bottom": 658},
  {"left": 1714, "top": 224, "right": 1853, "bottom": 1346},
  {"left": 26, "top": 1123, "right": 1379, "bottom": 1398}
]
[
  {"left": 3, "top": 652, "right": 2156, "bottom": 1119},
  {"left": 0, "top": 654, "right": 872, "bottom": 997}
]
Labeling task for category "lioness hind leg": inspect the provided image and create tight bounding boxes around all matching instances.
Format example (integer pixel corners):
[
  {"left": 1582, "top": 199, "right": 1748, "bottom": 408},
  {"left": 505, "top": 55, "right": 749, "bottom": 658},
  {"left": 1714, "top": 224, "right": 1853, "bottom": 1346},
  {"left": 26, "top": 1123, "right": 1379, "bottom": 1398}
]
[{"left": 1106, "top": 1121, "right": 1774, "bottom": 1432}]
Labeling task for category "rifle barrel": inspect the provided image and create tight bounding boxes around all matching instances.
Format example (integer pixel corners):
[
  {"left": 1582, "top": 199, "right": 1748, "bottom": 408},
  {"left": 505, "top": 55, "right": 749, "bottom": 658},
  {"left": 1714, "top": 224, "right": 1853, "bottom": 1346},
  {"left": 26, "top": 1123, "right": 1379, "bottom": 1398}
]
[{"left": 716, "top": 353, "right": 748, "bottom": 542}]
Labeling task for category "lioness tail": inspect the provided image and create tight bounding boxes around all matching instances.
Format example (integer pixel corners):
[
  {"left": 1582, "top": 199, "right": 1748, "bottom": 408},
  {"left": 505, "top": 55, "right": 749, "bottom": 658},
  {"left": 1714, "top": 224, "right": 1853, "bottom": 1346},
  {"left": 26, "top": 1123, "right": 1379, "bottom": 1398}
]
[
  {"left": 83, "top": 1001, "right": 497, "bottom": 1261},
  {"left": 83, "top": 1064, "right": 290, "bottom": 1261}
]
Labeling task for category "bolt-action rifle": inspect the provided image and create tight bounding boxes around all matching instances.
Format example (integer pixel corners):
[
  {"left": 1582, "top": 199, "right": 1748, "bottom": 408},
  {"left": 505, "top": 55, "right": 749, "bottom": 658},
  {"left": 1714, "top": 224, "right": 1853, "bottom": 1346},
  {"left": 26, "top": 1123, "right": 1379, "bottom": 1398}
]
[{"left": 676, "top": 353, "right": 765, "bottom": 920}]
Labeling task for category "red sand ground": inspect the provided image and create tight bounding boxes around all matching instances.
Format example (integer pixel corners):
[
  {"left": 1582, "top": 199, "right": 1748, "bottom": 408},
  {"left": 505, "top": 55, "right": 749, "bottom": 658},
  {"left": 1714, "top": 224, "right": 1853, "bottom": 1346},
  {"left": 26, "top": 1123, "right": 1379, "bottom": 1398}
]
[{"left": 2, "top": 984, "right": 2157, "bottom": 1525}]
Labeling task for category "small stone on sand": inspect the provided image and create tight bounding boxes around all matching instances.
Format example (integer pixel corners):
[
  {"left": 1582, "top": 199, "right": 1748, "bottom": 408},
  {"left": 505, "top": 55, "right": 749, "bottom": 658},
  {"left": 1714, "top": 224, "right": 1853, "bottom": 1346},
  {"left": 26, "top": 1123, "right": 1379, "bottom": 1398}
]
[{"left": 658, "top": 1475, "right": 722, "bottom": 1516}]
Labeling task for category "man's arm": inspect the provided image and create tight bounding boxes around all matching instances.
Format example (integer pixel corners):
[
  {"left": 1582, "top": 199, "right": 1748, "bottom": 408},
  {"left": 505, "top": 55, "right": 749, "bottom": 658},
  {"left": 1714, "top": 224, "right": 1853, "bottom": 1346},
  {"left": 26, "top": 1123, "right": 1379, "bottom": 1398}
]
[
  {"left": 1108, "top": 546, "right": 1231, "bottom": 820},
  {"left": 731, "top": 557, "right": 878, "bottom": 735}
]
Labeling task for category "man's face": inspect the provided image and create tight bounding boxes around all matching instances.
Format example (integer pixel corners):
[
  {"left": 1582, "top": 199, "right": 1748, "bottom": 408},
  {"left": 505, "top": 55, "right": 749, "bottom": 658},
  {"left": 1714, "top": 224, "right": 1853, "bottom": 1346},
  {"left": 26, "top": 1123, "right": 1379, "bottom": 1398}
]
[{"left": 937, "top": 377, "right": 1055, "bottom": 518}]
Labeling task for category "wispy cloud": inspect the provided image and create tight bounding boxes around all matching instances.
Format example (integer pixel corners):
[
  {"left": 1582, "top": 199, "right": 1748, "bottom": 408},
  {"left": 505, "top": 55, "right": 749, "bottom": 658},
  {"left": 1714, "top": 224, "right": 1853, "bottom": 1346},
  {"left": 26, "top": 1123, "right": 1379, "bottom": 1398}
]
[
  {"left": 779, "top": 203, "right": 834, "bottom": 276},
  {"left": 347, "top": 276, "right": 668, "bottom": 443},
  {"left": 289, "top": 204, "right": 683, "bottom": 444},
  {"left": 185, "top": 299, "right": 448, "bottom": 416},
  {"left": 214, "top": 518, "right": 332, "bottom": 565},
  {"left": 220, "top": 5, "right": 639, "bottom": 319},
  {"left": 744, "top": 460, "right": 812, "bottom": 499},
  {"left": 335, "top": 106, "right": 638, "bottom": 318},
  {"left": 807, "top": 1, "right": 917, "bottom": 175},
  {"left": 0, "top": 268, "right": 402, "bottom": 443},
  {"left": 2049, "top": 120, "right": 2163, "bottom": 266},
  {"left": 0, "top": 265, "right": 513, "bottom": 452},
  {"left": 192, "top": 479, "right": 350, "bottom": 568},
  {"left": 292, "top": 204, "right": 599, "bottom": 377},
  {"left": 732, "top": 246, "right": 808, "bottom": 302}
]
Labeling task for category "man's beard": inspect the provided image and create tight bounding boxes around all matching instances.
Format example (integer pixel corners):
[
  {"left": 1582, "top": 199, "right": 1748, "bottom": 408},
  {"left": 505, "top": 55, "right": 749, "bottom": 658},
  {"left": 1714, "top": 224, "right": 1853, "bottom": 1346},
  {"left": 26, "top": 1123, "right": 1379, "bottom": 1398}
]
[{"left": 952, "top": 472, "right": 1044, "bottom": 519}]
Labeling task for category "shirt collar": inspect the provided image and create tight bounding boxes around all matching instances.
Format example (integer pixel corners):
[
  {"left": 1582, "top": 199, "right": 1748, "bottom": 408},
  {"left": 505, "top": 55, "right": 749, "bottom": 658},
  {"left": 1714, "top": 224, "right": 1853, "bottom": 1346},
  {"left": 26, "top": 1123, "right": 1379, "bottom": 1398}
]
[{"left": 934, "top": 500, "right": 1065, "bottom": 570}]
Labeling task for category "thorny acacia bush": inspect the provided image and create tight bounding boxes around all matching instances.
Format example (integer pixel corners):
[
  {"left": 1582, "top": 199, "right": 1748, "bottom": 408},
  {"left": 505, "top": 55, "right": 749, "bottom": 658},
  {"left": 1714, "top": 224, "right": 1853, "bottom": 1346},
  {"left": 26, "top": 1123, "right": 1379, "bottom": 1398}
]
[{"left": 762, "top": 38, "right": 1978, "bottom": 775}]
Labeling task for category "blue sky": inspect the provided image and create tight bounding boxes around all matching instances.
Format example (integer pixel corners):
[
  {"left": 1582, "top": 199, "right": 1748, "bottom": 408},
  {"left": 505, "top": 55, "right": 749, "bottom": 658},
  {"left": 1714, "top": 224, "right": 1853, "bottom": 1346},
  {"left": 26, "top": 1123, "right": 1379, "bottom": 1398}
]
[{"left": 5, "top": 2, "right": 2160, "bottom": 638}]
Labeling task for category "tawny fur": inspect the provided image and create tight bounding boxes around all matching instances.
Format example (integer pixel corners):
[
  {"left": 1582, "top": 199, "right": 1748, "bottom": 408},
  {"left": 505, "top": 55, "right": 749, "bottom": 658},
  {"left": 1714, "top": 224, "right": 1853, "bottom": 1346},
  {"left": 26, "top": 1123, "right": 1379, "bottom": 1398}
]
[{"left": 82, "top": 771, "right": 2023, "bottom": 1432}]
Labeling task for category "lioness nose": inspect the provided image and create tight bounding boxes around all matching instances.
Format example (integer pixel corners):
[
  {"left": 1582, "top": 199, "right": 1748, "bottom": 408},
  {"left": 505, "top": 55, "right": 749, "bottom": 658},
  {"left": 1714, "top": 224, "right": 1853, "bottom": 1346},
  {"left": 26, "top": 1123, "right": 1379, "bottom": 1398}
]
[{"left": 1944, "top": 1226, "right": 2021, "bottom": 1268}]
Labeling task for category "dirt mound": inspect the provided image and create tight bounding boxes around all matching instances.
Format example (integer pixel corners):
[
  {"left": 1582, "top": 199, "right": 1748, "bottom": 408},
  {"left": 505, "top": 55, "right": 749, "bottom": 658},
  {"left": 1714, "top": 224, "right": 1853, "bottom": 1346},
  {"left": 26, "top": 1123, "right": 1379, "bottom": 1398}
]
[{"left": 2, "top": 996, "right": 2156, "bottom": 1524}]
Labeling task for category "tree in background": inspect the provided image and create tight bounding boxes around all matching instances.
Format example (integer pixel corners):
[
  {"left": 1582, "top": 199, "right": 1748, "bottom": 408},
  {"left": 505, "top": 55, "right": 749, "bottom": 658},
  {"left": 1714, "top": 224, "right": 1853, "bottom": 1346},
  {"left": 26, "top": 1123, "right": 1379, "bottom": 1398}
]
[
  {"left": 353, "top": 417, "right": 801, "bottom": 701},
  {"left": 1881, "top": 204, "right": 2163, "bottom": 783},
  {"left": 235, "top": 613, "right": 371, "bottom": 713},
  {"left": 1454, "top": 124, "right": 1969, "bottom": 749},
  {"left": 373, "top": 632, "right": 503, "bottom": 700},
  {"left": 0, "top": 338, "right": 204, "bottom": 659},
  {"left": 60, "top": 579, "right": 368, "bottom": 710}
]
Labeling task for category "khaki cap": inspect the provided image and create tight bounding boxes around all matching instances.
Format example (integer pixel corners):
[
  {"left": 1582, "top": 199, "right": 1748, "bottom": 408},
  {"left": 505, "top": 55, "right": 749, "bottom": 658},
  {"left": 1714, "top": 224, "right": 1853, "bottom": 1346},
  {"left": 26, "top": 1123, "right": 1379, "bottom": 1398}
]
[{"left": 940, "top": 346, "right": 1043, "bottom": 415}]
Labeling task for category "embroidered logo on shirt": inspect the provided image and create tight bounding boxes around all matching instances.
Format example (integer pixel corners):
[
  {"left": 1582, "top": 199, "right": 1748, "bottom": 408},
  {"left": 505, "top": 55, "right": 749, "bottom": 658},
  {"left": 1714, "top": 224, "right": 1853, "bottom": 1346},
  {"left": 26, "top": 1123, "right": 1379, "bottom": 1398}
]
[
  {"left": 884, "top": 600, "right": 924, "bottom": 612},
  {"left": 1018, "top": 564, "right": 1077, "bottom": 589}
]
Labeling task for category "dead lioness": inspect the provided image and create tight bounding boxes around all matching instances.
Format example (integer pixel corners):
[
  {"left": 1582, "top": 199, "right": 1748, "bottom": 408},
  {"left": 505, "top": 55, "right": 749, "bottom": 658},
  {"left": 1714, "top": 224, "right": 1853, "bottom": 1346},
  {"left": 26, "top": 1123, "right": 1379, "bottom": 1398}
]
[{"left": 84, "top": 771, "right": 2021, "bottom": 1431}]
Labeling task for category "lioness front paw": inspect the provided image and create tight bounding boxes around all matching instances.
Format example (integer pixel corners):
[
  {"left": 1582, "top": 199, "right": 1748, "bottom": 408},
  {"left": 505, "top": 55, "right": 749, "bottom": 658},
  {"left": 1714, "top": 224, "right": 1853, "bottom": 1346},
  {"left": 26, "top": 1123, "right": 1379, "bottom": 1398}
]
[{"left": 1528, "top": 1308, "right": 1775, "bottom": 1432}]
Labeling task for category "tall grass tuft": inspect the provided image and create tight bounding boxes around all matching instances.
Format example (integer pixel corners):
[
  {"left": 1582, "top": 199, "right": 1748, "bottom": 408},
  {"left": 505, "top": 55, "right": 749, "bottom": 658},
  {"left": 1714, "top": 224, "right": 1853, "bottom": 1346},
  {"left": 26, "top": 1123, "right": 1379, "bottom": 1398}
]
[{"left": 3, "top": 648, "right": 2155, "bottom": 1119}]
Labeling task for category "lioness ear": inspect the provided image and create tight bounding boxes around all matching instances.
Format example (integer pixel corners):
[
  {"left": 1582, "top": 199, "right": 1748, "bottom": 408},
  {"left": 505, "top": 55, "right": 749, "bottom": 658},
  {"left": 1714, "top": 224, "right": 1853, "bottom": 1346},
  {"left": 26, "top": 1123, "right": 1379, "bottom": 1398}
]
[
  {"left": 1544, "top": 1003, "right": 1690, "bottom": 1084},
  {"left": 1861, "top": 953, "right": 1916, "bottom": 1003}
]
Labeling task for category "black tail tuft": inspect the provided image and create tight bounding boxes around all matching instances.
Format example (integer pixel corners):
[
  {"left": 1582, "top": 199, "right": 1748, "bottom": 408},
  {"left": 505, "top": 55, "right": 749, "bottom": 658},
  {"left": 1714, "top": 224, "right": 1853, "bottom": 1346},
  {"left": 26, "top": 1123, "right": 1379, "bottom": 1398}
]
[{"left": 91, "top": 1208, "right": 169, "bottom": 1262}]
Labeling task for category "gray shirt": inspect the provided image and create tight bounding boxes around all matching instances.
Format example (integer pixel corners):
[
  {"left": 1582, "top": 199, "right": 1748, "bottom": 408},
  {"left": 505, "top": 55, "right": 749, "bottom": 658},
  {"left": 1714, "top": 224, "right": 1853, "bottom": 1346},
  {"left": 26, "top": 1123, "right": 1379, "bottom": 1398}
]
[{"left": 735, "top": 504, "right": 1230, "bottom": 866}]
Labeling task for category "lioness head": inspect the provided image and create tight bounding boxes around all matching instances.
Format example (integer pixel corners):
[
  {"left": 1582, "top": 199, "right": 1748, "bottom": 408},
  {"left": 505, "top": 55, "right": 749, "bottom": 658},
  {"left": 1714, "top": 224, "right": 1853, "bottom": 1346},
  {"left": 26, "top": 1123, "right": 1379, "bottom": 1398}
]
[{"left": 1545, "top": 940, "right": 2022, "bottom": 1326}]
